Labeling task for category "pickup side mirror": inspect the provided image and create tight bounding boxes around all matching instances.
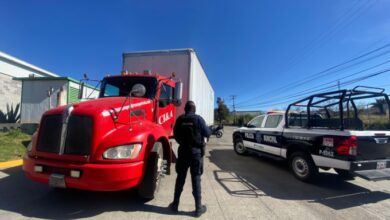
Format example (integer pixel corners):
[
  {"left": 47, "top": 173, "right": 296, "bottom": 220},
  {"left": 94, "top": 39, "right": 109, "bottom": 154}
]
[
  {"left": 78, "top": 82, "right": 85, "bottom": 100},
  {"left": 173, "top": 81, "right": 183, "bottom": 106}
]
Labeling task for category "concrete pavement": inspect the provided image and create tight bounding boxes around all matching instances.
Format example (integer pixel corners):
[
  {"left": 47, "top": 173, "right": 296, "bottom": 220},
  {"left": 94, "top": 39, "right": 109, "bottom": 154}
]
[{"left": 1, "top": 126, "right": 390, "bottom": 219}]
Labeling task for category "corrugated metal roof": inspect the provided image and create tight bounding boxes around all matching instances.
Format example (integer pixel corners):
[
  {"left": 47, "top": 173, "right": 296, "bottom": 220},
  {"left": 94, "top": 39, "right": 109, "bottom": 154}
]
[
  {"left": 0, "top": 51, "right": 59, "bottom": 77},
  {"left": 13, "top": 77, "right": 99, "bottom": 90}
]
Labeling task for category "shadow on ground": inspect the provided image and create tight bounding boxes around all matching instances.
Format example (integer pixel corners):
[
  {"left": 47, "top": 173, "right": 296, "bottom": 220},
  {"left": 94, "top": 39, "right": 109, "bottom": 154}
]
[
  {"left": 0, "top": 167, "right": 191, "bottom": 219},
  {"left": 208, "top": 149, "right": 390, "bottom": 210}
]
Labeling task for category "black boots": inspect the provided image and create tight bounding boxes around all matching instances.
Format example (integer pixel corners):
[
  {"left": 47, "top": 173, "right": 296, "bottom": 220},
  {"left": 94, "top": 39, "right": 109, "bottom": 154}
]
[
  {"left": 168, "top": 201, "right": 179, "bottom": 213},
  {"left": 195, "top": 198, "right": 206, "bottom": 217},
  {"left": 195, "top": 204, "right": 207, "bottom": 217}
]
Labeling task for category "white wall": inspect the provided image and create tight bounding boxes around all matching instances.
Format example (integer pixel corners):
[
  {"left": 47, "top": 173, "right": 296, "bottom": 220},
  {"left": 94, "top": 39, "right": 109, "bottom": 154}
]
[
  {"left": 0, "top": 72, "right": 22, "bottom": 113},
  {"left": 0, "top": 51, "right": 59, "bottom": 114},
  {"left": 21, "top": 80, "right": 67, "bottom": 124},
  {"left": 189, "top": 52, "right": 215, "bottom": 125}
]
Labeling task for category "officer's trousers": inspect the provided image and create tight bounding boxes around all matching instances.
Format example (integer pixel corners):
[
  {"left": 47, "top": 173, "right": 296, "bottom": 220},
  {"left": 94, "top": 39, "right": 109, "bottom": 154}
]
[{"left": 173, "top": 146, "right": 204, "bottom": 205}]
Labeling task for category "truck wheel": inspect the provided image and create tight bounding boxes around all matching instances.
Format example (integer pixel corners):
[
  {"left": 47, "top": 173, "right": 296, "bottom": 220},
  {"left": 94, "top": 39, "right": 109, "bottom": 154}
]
[
  {"left": 216, "top": 131, "right": 223, "bottom": 138},
  {"left": 138, "top": 142, "right": 164, "bottom": 199},
  {"left": 335, "top": 169, "right": 354, "bottom": 180},
  {"left": 289, "top": 152, "right": 318, "bottom": 182},
  {"left": 234, "top": 141, "right": 247, "bottom": 155}
]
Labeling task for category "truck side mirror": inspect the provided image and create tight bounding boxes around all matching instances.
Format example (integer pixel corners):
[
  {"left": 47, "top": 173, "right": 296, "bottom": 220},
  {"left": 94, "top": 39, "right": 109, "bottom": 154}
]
[
  {"left": 173, "top": 81, "right": 183, "bottom": 106},
  {"left": 78, "top": 82, "right": 85, "bottom": 100}
]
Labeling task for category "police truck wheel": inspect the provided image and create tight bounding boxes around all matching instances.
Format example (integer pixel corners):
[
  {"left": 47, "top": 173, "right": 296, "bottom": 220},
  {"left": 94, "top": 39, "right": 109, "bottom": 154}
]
[
  {"left": 138, "top": 142, "right": 164, "bottom": 199},
  {"left": 289, "top": 152, "right": 318, "bottom": 182},
  {"left": 216, "top": 131, "right": 223, "bottom": 138},
  {"left": 234, "top": 141, "right": 247, "bottom": 155}
]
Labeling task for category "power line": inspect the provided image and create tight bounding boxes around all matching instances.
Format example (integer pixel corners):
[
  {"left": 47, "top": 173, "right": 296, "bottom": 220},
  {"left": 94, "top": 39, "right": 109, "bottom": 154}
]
[
  {"left": 236, "top": 67, "right": 390, "bottom": 109},
  {"left": 235, "top": 58, "right": 390, "bottom": 108},
  {"left": 280, "top": 0, "right": 373, "bottom": 76},
  {"left": 236, "top": 42, "right": 390, "bottom": 106}
]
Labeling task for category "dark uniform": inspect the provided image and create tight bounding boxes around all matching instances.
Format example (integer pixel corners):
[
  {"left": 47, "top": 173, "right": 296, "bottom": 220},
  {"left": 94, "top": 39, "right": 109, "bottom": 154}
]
[{"left": 170, "top": 101, "right": 211, "bottom": 217}]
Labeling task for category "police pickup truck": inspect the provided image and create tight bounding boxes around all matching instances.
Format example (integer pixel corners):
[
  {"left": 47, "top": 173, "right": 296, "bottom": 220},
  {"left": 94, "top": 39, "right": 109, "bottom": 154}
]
[{"left": 233, "top": 87, "right": 390, "bottom": 182}]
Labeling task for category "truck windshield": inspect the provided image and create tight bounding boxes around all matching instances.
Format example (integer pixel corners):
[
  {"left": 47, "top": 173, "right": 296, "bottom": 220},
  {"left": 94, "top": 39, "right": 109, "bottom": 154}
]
[{"left": 99, "top": 76, "right": 157, "bottom": 99}]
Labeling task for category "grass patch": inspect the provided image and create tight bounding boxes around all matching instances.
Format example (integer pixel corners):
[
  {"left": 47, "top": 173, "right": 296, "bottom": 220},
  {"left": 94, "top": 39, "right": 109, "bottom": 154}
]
[{"left": 0, "top": 129, "right": 31, "bottom": 162}]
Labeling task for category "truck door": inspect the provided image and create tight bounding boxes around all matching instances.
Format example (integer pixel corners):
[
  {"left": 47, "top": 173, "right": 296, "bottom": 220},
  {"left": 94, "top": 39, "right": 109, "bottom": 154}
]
[
  {"left": 242, "top": 115, "right": 265, "bottom": 150},
  {"left": 157, "top": 83, "right": 176, "bottom": 136},
  {"left": 256, "top": 114, "right": 284, "bottom": 156}
]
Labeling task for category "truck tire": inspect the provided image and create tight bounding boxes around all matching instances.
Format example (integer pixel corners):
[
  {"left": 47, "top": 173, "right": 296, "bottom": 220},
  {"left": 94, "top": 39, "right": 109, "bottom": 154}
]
[
  {"left": 289, "top": 152, "right": 318, "bottom": 182},
  {"left": 335, "top": 169, "right": 354, "bottom": 180},
  {"left": 234, "top": 141, "right": 247, "bottom": 155},
  {"left": 216, "top": 131, "right": 223, "bottom": 138},
  {"left": 138, "top": 142, "right": 164, "bottom": 199}
]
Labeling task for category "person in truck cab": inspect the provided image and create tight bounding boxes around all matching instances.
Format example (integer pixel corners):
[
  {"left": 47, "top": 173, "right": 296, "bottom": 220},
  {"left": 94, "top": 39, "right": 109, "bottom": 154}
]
[{"left": 169, "top": 101, "right": 211, "bottom": 217}]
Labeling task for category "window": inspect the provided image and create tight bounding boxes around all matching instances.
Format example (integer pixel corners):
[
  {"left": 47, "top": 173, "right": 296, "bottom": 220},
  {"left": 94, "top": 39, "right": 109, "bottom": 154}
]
[
  {"left": 104, "top": 84, "right": 120, "bottom": 97},
  {"left": 160, "top": 84, "right": 173, "bottom": 100},
  {"left": 264, "top": 115, "right": 282, "bottom": 128},
  {"left": 159, "top": 84, "right": 173, "bottom": 107},
  {"left": 99, "top": 76, "right": 157, "bottom": 98},
  {"left": 248, "top": 116, "right": 265, "bottom": 128}
]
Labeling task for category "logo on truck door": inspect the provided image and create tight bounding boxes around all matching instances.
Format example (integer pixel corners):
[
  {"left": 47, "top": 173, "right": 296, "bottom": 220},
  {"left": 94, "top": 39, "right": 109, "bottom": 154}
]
[{"left": 158, "top": 110, "right": 173, "bottom": 124}]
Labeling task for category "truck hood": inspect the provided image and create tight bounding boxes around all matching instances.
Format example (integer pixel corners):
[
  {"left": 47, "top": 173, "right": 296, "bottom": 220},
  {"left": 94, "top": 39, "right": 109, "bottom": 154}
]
[{"left": 44, "top": 97, "right": 153, "bottom": 117}]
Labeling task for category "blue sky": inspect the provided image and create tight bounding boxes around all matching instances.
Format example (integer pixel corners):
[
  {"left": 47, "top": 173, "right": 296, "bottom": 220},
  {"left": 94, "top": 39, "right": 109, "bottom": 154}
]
[{"left": 1, "top": 0, "right": 390, "bottom": 111}]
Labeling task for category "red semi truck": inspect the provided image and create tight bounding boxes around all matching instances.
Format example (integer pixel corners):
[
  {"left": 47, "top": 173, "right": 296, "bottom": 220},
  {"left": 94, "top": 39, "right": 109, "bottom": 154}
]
[{"left": 23, "top": 72, "right": 183, "bottom": 198}]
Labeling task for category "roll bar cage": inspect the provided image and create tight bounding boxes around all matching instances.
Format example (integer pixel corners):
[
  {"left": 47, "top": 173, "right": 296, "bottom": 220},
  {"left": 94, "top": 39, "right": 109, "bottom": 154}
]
[{"left": 285, "top": 86, "right": 390, "bottom": 131}]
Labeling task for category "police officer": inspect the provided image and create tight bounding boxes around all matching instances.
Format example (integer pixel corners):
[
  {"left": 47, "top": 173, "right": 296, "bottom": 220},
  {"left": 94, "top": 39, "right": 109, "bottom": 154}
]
[{"left": 169, "top": 101, "right": 211, "bottom": 217}]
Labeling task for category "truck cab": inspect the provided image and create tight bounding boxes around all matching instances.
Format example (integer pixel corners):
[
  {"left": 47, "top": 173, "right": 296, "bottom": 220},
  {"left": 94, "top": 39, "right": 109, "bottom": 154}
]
[
  {"left": 233, "top": 87, "right": 390, "bottom": 182},
  {"left": 23, "top": 72, "right": 182, "bottom": 198}
]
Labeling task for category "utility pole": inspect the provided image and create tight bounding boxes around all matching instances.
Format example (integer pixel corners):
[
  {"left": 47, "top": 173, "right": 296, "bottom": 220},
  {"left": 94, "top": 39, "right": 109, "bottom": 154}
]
[
  {"left": 337, "top": 80, "right": 340, "bottom": 90},
  {"left": 230, "top": 95, "right": 237, "bottom": 125}
]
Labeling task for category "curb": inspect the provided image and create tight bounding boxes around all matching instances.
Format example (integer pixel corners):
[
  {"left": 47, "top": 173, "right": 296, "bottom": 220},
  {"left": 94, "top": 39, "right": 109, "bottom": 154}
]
[{"left": 0, "top": 159, "right": 23, "bottom": 169}]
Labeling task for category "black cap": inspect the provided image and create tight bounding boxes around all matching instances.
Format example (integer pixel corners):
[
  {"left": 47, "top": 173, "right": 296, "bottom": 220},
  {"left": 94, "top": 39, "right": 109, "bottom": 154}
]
[{"left": 185, "top": 101, "right": 196, "bottom": 113}]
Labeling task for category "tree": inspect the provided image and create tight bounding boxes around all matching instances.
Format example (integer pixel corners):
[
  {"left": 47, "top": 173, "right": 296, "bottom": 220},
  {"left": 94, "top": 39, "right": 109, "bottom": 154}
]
[
  {"left": 216, "top": 97, "right": 230, "bottom": 124},
  {"left": 371, "top": 98, "right": 386, "bottom": 114}
]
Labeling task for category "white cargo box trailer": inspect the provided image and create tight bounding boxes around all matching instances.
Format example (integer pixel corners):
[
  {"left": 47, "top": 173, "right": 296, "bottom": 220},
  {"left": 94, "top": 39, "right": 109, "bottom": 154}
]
[{"left": 122, "top": 48, "right": 214, "bottom": 125}]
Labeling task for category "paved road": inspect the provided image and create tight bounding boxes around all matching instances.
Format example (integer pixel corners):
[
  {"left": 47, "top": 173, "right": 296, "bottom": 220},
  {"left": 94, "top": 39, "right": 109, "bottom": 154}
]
[{"left": 1, "top": 126, "right": 390, "bottom": 219}]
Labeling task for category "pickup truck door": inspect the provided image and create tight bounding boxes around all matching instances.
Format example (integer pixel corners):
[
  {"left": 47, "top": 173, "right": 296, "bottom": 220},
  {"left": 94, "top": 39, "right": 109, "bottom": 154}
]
[
  {"left": 243, "top": 114, "right": 284, "bottom": 157},
  {"left": 256, "top": 114, "right": 284, "bottom": 156}
]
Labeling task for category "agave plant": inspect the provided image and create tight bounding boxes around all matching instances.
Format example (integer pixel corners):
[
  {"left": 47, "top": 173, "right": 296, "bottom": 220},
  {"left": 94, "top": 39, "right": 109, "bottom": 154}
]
[{"left": 0, "top": 103, "right": 21, "bottom": 123}]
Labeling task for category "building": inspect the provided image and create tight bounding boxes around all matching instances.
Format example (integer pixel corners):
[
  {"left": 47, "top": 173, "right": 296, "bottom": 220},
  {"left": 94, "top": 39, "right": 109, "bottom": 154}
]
[
  {"left": 0, "top": 51, "right": 59, "bottom": 113},
  {"left": 0, "top": 51, "right": 98, "bottom": 131},
  {"left": 14, "top": 77, "right": 99, "bottom": 124}
]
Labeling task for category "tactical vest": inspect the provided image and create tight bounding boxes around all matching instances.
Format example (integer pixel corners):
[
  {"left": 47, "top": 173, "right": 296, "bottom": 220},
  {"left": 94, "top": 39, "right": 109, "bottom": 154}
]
[{"left": 174, "top": 114, "right": 203, "bottom": 147}]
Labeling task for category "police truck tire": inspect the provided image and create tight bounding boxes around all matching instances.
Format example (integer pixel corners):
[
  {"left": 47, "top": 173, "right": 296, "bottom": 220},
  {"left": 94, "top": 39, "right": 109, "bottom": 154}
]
[
  {"left": 289, "top": 152, "right": 318, "bottom": 182},
  {"left": 216, "top": 131, "right": 223, "bottom": 138},
  {"left": 234, "top": 141, "right": 247, "bottom": 155},
  {"left": 138, "top": 142, "right": 164, "bottom": 199}
]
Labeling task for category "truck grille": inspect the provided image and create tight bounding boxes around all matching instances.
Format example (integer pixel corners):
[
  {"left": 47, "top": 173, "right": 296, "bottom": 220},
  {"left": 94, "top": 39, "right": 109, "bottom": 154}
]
[
  {"left": 64, "top": 115, "right": 93, "bottom": 155},
  {"left": 37, "top": 114, "right": 92, "bottom": 155},
  {"left": 37, "top": 114, "right": 63, "bottom": 153}
]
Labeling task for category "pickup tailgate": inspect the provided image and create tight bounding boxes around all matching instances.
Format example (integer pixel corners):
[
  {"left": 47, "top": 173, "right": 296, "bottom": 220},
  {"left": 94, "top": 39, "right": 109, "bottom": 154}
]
[{"left": 351, "top": 131, "right": 390, "bottom": 180}]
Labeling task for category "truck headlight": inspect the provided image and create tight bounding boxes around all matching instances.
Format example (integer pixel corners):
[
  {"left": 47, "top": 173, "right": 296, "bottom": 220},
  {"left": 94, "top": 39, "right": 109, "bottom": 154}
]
[{"left": 103, "top": 144, "right": 142, "bottom": 159}]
